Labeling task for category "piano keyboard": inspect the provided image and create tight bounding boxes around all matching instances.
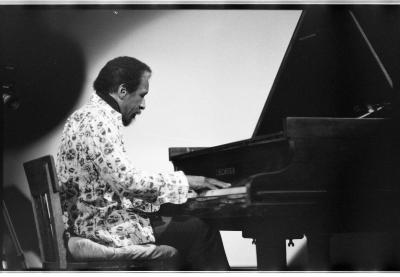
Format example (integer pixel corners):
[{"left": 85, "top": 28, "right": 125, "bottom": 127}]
[{"left": 189, "top": 186, "right": 247, "bottom": 198}]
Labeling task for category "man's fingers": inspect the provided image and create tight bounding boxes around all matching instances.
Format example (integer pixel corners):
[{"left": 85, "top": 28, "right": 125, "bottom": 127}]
[
  {"left": 219, "top": 182, "right": 231, "bottom": 188},
  {"left": 206, "top": 184, "right": 219, "bottom": 190},
  {"left": 206, "top": 178, "right": 231, "bottom": 189}
]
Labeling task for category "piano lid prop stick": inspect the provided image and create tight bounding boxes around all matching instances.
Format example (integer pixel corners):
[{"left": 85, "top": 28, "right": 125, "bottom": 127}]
[{"left": 349, "top": 10, "right": 393, "bottom": 89}]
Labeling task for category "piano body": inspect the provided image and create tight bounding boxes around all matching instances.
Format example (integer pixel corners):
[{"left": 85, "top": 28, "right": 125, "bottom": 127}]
[{"left": 161, "top": 6, "right": 400, "bottom": 270}]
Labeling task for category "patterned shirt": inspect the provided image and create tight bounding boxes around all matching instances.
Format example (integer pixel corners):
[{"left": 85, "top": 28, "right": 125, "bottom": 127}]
[{"left": 56, "top": 92, "right": 189, "bottom": 247}]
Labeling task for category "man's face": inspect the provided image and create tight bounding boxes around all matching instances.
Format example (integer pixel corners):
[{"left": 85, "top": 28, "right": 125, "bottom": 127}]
[{"left": 120, "top": 71, "right": 151, "bottom": 126}]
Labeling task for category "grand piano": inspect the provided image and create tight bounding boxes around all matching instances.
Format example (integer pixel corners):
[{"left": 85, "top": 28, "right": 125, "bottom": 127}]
[{"left": 161, "top": 6, "right": 400, "bottom": 270}]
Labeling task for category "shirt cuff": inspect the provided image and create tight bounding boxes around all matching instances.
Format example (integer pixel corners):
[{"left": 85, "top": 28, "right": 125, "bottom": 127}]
[{"left": 156, "top": 171, "right": 189, "bottom": 205}]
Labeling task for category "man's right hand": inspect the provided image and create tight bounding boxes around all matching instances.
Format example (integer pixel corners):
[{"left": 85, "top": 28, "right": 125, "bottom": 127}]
[{"left": 186, "top": 175, "right": 231, "bottom": 192}]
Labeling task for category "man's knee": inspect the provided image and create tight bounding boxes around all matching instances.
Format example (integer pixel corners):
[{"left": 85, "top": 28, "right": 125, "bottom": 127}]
[
  {"left": 154, "top": 245, "right": 179, "bottom": 260},
  {"left": 150, "top": 245, "right": 181, "bottom": 270}
]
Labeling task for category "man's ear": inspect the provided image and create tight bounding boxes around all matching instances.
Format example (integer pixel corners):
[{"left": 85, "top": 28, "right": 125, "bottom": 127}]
[{"left": 117, "top": 84, "right": 128, "bottom": 100}]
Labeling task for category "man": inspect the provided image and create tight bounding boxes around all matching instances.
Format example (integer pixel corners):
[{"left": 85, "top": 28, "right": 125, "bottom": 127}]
[{"left": 56, "top": 56, "right": 230, "bottom": 270}]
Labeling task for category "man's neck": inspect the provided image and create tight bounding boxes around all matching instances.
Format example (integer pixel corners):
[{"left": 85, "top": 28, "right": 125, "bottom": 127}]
[{"left": 96, "top": 91, "right": 121, "bottom": 113}]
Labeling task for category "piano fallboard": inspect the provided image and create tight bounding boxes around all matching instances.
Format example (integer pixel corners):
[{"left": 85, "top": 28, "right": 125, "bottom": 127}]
[{"left": 169, "top": 132, "right": 290, "bottom": 184}]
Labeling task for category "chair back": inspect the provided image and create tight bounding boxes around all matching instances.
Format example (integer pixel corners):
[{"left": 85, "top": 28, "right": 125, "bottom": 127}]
[{"left": 23, "top": 155, "right": 67, "bottom": 269}]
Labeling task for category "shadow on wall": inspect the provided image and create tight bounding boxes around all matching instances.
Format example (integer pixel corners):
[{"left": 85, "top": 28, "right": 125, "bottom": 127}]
[
  {"left": 2, "top": 186, "right": 41, "bottom": 270},
  {"left": 1, "top": 7, "right": 86, "bottom": 149}
]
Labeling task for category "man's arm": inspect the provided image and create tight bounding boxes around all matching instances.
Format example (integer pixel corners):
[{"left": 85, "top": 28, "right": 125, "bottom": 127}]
[
  {"left": 89, "top": 118, "right": 189, "bottom": 205},
  {"left": 88, "top": 115, "right": 230, "bottom": 204}
]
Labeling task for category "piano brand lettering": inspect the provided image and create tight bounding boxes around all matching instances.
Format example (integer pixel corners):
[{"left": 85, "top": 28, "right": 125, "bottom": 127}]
[{"left": 216, "top": 167, "right": 235, "bottom": 176}]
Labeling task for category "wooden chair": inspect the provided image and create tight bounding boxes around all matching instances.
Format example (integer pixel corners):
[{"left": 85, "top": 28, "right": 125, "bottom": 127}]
[
  {"left": 2, "top": 200, "right": 27, "bottom": 270},
  {"left": 23, "top": 155, "right": 172, "bottom": 271}
]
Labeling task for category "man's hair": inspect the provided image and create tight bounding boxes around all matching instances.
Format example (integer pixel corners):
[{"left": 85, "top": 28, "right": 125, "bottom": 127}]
[{"left": 93, "top": 56, "right": 151, "bottom": 96}]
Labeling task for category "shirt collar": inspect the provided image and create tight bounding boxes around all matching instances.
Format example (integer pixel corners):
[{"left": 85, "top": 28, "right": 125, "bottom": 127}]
[{"left": 90, "top": 92, "right": 122, "bottom": 125}]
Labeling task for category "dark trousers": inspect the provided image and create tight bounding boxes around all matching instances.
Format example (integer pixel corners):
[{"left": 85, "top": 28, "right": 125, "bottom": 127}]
[{"left": 151, "top": 215, "right": 230, "bottom": 271}]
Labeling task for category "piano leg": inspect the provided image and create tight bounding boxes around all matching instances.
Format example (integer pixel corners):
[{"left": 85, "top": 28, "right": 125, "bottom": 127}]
[
  {"left": 255, "top": 234, "right": 287, "bottom": 270},
  {"left": 307, "top": 233, "right": 330, "bottom": 270}
]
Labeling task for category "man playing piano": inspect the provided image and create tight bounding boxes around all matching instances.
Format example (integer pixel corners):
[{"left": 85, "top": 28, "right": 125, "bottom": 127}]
[{"left": 56, "top": 56, "right": 231, "bottom": 270}]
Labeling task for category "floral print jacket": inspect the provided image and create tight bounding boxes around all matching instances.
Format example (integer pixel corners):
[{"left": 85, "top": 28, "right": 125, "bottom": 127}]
[{"left": 56, "top": 92, "right": 189, "bottom": 247}]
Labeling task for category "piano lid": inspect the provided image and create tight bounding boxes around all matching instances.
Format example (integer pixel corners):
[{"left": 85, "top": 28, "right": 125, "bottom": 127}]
[{"left": 253, "top": 6, "right": 400, "bottom": 138}]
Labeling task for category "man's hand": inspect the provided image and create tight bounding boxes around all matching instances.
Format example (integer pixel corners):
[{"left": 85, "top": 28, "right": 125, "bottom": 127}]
[{"left": 186, "top": 175, "right": 231, "bottom": 192}]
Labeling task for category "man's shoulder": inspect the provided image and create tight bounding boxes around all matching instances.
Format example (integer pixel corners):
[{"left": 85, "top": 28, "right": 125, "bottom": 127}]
[{"left": 68, "top": 103, "right": 106, "bottom": 125}]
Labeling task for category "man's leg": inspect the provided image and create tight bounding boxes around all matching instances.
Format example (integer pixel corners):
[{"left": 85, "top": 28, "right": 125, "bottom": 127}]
[
  {"left": 68, "top": 237, "right": 181, "bottom": 269},
  {"left": 152, "top": 215, "right": 230, "bottom": 271}
]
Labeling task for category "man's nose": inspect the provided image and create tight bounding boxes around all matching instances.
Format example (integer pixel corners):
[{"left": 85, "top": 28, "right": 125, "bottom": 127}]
[{"left": 140, "top": 99, "right": 146, "bottom": 110}]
